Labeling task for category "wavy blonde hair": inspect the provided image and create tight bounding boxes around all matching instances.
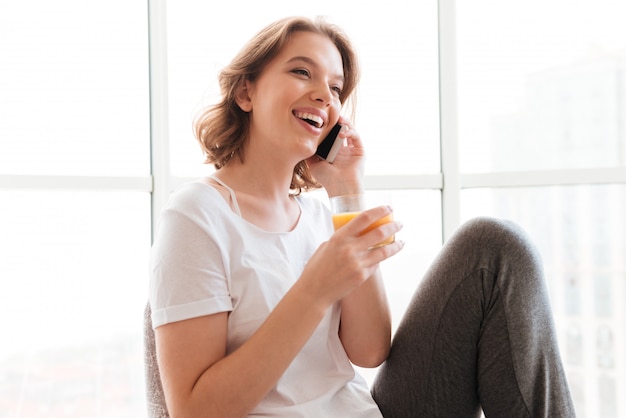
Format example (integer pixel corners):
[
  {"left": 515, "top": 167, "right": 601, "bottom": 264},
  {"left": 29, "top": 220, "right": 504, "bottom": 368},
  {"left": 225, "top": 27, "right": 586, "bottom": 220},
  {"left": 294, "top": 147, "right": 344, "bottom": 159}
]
[{"left": 193, "top": 16, "right": 359, "bottom": 194}]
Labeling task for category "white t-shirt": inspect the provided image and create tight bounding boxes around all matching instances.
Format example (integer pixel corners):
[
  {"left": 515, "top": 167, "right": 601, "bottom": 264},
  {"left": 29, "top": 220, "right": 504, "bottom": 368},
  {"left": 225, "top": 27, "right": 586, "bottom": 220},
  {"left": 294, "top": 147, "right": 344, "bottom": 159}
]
[{"left": 149, "top": 180, "right": 383, "bottom": 417}]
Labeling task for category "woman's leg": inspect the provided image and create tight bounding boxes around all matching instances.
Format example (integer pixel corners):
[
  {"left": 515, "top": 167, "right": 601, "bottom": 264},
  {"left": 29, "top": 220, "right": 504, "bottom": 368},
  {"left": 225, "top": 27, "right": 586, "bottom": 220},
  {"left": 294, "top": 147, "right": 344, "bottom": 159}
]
[{"left": 371, "top": 217, "right": 575, "bottom": 418}]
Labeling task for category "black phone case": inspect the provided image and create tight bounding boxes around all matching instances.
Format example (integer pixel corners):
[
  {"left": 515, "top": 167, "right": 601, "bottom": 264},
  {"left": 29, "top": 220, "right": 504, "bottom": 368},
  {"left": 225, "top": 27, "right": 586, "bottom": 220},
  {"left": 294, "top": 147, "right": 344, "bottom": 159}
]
[{"left": 315, "top": 123, "right": 342, "bottom": 163}]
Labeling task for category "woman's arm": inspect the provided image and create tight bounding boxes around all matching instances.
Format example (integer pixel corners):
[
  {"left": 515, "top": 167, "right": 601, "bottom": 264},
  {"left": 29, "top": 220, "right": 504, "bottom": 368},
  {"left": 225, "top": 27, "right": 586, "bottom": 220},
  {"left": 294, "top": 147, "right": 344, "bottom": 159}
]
[
  {"left": 309, "top": 120, "right": 398, "bottom": 367},
  {"left": 339, "top": 267, "right": 392, "bottom": 368},
  {"left": 156, "top": 281, "right": 329, "bottom": 418}
]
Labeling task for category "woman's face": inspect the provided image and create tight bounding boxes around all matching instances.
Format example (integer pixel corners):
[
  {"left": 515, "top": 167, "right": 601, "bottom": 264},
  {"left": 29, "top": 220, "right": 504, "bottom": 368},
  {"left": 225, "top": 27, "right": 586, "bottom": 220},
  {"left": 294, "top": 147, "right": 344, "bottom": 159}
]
[{"left": 241, "top": 31, "right": 345, "bottom": 161}]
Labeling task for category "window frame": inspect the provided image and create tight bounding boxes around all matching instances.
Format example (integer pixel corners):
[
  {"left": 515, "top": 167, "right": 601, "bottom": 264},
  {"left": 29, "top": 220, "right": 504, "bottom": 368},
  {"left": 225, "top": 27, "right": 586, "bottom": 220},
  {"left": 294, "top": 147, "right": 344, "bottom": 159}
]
[{"left": 1, "top": 1, "right": 625, "bottom": 415}]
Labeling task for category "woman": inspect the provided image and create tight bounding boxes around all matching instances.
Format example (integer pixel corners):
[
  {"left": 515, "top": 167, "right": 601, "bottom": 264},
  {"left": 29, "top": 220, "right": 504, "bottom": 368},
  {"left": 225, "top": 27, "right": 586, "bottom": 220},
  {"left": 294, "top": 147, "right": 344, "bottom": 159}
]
[{"left": 149, "top": 16, "right": 575, "bottom": 417}]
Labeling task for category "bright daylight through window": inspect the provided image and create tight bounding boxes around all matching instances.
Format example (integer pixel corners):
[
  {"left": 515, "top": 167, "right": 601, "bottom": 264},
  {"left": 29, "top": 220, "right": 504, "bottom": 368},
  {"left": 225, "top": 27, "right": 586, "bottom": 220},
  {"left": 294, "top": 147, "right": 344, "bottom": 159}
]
[{"left": 0, "top": 0, "right": 624, "bottom": 417}]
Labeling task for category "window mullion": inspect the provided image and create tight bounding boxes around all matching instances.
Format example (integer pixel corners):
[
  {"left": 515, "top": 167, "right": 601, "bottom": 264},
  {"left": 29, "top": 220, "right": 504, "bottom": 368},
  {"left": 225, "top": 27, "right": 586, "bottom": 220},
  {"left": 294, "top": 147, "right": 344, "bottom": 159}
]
[
  {"left": 438, "top": 0, "right": 461, "bottom": 242},
  {"left": 148, "top": 0, "right": 171, "bottom": 242},
  {"left": 0, "top": 174, "right": 152, "bottom": 191},
  {"left": 461, "top": 167, "right": 626, "bottom": 189}
]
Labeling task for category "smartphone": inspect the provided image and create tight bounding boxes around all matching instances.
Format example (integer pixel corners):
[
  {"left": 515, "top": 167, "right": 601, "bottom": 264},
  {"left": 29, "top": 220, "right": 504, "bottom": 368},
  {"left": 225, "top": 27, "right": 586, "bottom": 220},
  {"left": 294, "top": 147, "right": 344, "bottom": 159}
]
[{"left": 315, "top": 123, "right": 343, "bottom": 163}]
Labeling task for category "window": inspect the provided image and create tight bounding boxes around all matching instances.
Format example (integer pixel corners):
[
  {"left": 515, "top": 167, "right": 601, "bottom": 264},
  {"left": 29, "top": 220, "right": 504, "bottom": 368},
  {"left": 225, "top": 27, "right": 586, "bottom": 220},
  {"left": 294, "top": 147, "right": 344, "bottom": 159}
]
[
  {"left": 0, "top": 2, "right": 150, "bottom": 176},
  {"left": 0, "top": 1, "right": 150, "bottom": 416},
  {"left": 458, "top": 1, "right": 626, "bottom": 415},
  {"left": 1, "top": 1, "right": 624, "bottom": 416}
]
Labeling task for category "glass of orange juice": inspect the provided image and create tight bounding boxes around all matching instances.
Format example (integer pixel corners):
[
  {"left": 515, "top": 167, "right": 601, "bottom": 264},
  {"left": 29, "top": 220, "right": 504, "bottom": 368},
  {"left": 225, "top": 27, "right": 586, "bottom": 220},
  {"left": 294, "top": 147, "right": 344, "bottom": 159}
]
[{"left": 329, "top": 193, "right": 395, "bottom": 248}]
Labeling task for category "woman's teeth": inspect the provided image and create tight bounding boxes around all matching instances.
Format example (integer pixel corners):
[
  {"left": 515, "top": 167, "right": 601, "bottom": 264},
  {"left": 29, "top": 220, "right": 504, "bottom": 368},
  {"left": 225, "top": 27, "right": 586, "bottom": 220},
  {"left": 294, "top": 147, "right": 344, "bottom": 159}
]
[{"left": 294, "top": 111, "right": 323, "bottom": 128}]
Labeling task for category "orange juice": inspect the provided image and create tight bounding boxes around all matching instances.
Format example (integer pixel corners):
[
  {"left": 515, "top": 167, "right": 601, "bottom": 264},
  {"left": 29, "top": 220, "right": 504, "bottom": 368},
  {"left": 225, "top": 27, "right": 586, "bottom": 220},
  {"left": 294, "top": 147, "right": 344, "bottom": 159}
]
[{"left": 332, "top": 211, "right": 395, "bottom": 247}]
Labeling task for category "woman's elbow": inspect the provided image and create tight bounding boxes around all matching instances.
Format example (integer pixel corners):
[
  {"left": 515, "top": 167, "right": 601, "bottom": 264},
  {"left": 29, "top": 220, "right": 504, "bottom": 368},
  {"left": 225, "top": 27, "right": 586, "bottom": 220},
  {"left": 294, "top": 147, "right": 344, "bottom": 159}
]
[{"left": 348, "top": 344, "right": 390, "bottom": 368}]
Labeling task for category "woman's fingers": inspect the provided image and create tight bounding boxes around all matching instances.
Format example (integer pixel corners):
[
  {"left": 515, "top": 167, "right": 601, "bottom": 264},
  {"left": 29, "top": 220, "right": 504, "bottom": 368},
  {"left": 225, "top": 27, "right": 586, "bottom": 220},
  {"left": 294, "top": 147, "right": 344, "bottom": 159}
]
[
  {"left": 337, "top": 118, "right": 361, "bottom": 149},
  {"left": 331, "top": 205, "right": 404, "bottom": 263},
  {"left": 302, "top": 210, "right": 404, "bottom": 305},
  {"left": 338, "top": 206, "right": 399, "bottom": 241}
]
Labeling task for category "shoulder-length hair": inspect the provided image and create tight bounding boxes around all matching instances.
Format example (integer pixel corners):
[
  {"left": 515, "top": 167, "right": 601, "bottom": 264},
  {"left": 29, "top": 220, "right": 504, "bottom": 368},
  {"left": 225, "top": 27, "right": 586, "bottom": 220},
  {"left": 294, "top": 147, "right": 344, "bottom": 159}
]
[{"left": 193, "top": 16, "right": 360, "bottom": 194}]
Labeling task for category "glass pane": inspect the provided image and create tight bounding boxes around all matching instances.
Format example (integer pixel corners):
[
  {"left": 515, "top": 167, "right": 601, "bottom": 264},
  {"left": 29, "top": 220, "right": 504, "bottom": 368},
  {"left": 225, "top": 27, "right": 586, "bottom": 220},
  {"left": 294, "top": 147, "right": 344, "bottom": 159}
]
[
  {"left": 0, "top": 1, "right": 150, "bottom": 176},
  {"left": 167, "top": 1, "right": 440, "bottom": 177},
  {"left": 461, "top": 185, "right": 626, "bottom": 417},
  {"left": 0, "top": 191, "right": 151, "bottom": 416},
  {"left": 457, "top": 0, "right": 626, "bottom": 172},
  {"left": 383, "top": 190, "right": 442, "bottom": 328}
]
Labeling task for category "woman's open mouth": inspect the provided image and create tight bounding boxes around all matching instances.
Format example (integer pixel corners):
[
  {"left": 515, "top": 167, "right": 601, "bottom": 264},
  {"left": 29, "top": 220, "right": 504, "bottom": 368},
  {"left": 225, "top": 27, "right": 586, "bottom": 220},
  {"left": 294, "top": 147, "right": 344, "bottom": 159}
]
[{"left": 293, "top": 111, "right": 324, "bottom": 129}]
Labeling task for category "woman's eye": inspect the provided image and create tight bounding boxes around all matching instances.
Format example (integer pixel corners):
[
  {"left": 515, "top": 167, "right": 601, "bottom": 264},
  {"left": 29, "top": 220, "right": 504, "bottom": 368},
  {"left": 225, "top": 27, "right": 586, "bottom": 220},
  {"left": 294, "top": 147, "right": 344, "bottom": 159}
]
[
  {"left": 331, "top": 86, "right": 343, "bottom": 96},
  {"left": 292, "top": 68, "right": 310, "bottom": 77}
]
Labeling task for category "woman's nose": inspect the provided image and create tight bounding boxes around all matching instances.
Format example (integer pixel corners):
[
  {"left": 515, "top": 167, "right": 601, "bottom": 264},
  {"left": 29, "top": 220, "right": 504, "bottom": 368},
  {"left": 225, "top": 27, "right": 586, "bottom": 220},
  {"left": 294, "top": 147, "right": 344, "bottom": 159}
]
[{"left": 311, "top": 82, "right": 333, "bottom": 106}]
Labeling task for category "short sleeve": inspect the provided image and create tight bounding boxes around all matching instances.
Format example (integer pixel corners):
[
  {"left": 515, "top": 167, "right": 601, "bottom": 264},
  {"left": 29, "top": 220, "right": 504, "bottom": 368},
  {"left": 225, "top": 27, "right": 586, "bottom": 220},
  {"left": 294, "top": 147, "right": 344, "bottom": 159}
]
[{"left": 149, "top": 190, "right": 233, "bottom": 328}]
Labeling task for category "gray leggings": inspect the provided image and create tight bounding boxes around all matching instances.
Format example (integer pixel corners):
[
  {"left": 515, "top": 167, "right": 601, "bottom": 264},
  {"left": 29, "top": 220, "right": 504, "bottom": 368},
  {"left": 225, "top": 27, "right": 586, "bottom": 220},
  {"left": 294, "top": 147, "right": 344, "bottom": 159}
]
[{"left": 371, "top": 217, "right": 576, "bottom": 417}]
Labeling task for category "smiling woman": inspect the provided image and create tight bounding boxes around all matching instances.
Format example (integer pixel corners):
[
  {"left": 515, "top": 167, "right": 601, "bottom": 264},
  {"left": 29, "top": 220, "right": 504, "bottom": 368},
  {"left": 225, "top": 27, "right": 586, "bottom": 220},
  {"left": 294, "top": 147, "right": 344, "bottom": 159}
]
[{"left": 149, "top": 18, "right": 398, "bottom": 416}]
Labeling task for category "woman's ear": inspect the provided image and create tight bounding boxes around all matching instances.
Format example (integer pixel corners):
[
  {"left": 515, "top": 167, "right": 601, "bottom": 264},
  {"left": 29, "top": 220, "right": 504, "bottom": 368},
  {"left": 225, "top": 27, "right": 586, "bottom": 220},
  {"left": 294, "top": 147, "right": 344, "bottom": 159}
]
[{"left": 235, "top": 80, "right": 253, "bottom": 112}]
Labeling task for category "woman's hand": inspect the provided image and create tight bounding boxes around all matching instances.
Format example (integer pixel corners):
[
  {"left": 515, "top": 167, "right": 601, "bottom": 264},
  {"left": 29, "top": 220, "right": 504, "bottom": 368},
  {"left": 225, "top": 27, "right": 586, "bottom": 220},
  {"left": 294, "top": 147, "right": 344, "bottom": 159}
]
[
  {"left": 297, "top": 205, "right": 404, "bottom": 306},
  {"left": 307, "top": 117, "right": 365, "bottom": 197}
]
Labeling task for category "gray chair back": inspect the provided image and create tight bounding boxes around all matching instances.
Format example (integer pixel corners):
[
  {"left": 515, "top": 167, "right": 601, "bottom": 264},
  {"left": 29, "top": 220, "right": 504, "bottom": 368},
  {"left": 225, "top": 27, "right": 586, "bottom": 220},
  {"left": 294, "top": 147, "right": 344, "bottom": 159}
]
[{"left": 144, "top": 303, "right": 170, "bottom": 417}]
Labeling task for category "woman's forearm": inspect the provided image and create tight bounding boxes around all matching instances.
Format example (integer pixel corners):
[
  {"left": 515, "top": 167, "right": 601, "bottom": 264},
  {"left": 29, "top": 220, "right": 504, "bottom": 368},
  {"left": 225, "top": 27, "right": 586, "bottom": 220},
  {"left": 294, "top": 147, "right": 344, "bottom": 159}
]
[{"left": 339, "top": 268, "right": 392, "bottom": 368}]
